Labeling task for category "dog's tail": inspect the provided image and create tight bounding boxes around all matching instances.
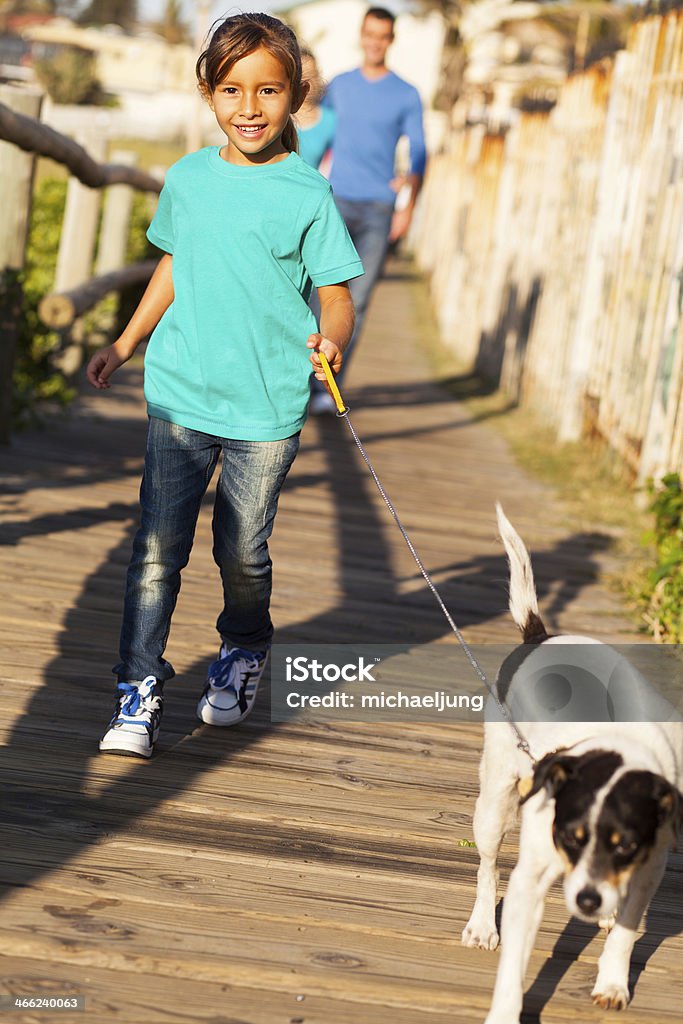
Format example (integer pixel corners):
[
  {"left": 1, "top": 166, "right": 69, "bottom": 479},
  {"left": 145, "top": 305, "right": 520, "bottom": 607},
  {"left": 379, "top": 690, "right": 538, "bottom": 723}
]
[{"left": 496, "top": 503, "right": 549, "bottom": 643}]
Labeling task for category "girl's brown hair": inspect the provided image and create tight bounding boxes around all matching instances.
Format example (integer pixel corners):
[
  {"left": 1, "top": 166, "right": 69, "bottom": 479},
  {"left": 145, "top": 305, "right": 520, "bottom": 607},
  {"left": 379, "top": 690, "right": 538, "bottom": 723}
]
[{"left": 196, "top": 13, "right": 303, "bottom": 154}]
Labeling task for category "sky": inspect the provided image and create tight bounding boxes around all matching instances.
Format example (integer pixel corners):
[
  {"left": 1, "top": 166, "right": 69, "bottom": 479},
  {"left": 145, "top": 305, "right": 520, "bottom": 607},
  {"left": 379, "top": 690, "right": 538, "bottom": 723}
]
[
  {"left": 138, "top": 0, "right": 283, "bottom": 25},
  {"left": 138, "top": 0, "right": 412, "bottom": 31}
]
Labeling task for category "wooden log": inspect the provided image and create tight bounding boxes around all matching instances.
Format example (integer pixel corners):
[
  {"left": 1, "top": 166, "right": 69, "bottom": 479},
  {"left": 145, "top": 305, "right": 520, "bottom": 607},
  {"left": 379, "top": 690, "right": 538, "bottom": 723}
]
[
  {"left": 0, "top": 101, "right": 162, "bottom": 193},
  {"left": 38, "top": 260, "right": 159, "bottom": 329},
  {"left": 0, "top": 86, "right": 43, "bottom": 446}
]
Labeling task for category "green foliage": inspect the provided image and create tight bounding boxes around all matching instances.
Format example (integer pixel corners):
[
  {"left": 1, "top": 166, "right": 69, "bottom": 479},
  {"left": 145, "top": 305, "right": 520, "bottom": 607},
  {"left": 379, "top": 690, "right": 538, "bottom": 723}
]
[
  {"left": 13, "top": 178, "right": 75, "bottom": 428},
  {"left": 13, "top": 176, "right": 153, "bottom": 429},
  {"left": 77, "top": 0, "right": 138, "bottom": 30},
  {"left": 34, "top": 47, "right": 106, "bottom": 106},
  {"left": 115, "top": 190, "right": 157, "bottom": 335},
  {"left": 126, "top": 191, "right": 157, "bottom": 264},
  {"left": 635, "top": 474, "right": 683, "bottom": 643}
]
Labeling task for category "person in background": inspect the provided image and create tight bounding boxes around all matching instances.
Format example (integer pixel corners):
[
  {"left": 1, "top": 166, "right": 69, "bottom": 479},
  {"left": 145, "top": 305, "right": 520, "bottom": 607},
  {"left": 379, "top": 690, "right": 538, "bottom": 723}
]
[
  {"left": 310, "top": 5, "right": 427, "bottom": 413},
  {"left": 297, "top": 48, "right": 336, "bottom": 170}
]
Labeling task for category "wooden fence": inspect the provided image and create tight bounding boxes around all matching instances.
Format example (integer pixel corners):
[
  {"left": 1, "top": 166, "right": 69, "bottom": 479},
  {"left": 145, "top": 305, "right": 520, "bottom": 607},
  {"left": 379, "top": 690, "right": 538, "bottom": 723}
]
[
  {"left": 0, "top": 87, "right": 163, "bottom": 443},
  {"left": 414, "top": 10, "right": 683, "bottom": 484}
]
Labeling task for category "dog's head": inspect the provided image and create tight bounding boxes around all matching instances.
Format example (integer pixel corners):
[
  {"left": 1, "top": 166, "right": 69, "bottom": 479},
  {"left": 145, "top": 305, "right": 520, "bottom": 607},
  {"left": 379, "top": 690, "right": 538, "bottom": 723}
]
[{"left": 522, "top": 749, "right": 682, "bottom": 921}]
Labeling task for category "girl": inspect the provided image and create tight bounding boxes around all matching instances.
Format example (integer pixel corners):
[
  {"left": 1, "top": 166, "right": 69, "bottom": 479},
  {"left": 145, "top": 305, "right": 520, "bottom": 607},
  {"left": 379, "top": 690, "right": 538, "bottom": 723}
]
[
  {"left": 296, "top": 48, "right": 336, "bottom": 171},
  {"left": 86, "top": 13, "right": 363, "bottom": 758}
]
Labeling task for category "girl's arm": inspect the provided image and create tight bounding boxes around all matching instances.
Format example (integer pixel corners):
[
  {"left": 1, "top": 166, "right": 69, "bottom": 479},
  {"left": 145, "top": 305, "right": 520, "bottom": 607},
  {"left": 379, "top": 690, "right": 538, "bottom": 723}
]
[
  {"left": 86, "top": 253, "right": 174, "bottom": 389},
  {"left": 307, "top": 282, "right": 355, "bottom": 387}
]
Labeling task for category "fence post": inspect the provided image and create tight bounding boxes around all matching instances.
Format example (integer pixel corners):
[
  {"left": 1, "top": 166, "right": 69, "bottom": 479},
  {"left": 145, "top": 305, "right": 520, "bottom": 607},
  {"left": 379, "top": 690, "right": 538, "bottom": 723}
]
[
  {"left": 95, "top": 150, "right": 137, "bottom": 276},
  {"left": 52, "top": 132, "right": 106, "bottom": 375},
  {"left": 54, "top": 133, "right": 107, "bottom": 293},
  {"left": 0, "top": 85, "right": 43, "bottom": 445}
]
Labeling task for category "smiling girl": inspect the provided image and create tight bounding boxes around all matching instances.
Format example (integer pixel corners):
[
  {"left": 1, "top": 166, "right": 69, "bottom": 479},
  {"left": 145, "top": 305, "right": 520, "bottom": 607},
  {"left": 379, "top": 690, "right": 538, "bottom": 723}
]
[{"left": 86, "top": 13, "right": 363, "bottom": 758}]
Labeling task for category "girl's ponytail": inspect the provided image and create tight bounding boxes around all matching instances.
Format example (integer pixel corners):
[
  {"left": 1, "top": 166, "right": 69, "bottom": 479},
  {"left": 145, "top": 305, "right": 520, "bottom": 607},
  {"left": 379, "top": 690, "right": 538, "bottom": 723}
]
[{"left": 281, "top": 118, "right": 299, "bottom": 155}]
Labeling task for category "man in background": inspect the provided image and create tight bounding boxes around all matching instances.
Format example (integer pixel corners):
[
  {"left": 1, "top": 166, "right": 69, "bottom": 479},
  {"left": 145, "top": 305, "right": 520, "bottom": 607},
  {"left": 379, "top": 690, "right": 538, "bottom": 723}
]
[{"left": 310, "top": 5, "right": 427, "bottom": 413}]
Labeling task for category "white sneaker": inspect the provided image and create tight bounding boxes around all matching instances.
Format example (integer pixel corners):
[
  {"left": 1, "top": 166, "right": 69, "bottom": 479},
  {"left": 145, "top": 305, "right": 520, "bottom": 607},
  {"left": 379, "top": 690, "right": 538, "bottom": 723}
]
[
  {"left": 309, "top": 391, "right": 337, "bottom": 415},
  {"left": 99, "top": 676, "right": 163, "bottom": 758},
  {"left": 197, "top": 645, "right": 268, "bottom": 726}
]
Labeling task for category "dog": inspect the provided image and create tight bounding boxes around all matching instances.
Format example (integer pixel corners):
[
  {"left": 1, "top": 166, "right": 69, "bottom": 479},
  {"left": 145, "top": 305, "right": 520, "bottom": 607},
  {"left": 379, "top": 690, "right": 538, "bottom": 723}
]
[{"left": 462, "top": 504, "right": 682, "bottom": 1024}]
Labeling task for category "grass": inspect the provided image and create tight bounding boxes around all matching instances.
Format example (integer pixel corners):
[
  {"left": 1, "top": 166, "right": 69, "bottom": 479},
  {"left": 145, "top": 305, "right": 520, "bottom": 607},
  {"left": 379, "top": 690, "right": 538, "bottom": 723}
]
[{"left": 105, "top": 137, "right": 185, "bottom": 171}]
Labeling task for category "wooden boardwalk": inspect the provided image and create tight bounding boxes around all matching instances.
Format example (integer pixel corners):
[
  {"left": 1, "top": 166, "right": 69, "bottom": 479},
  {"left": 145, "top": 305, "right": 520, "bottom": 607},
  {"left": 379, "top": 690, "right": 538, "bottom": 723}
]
[{"left": 1, "top": 259, "right": 681, "bottom": 1024}]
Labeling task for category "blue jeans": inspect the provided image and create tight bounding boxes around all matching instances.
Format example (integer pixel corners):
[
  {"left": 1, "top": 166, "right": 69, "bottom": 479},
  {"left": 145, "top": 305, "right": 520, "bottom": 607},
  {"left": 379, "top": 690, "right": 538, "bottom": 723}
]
[
  {"left": 114, "top": 417, "right": 300, "bottom": 683},
  {"left": 312, "top": 197, "right": 394, "bottom": 390}
]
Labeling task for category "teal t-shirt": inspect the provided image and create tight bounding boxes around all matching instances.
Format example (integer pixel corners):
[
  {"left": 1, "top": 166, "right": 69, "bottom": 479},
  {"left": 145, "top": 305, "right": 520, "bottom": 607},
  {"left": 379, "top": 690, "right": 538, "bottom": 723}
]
[
  {"left": 144, "top": 146, "right": 363, "bottom": 441},
  {"left": 297, "top": 107, "right": 336, "bottom": 169}
]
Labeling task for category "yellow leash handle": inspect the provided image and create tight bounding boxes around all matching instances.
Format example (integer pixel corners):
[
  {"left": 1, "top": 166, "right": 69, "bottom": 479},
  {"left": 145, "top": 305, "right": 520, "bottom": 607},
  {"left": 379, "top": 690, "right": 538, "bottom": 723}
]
[{"left": 317, "top": 349, "right": 347, "bottom": 414}]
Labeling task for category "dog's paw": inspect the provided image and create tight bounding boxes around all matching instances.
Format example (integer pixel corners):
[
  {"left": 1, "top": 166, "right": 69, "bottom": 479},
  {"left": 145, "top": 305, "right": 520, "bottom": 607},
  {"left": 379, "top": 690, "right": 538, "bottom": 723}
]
[
  {"left": 592, "top": 983, "right": 630, "bottom": 1010},
  {"left": 598, "top": 912, "right": 617, "bottom": 933},
  {"left": 461, "top": 920, "right": 500, "bottom": 951}
]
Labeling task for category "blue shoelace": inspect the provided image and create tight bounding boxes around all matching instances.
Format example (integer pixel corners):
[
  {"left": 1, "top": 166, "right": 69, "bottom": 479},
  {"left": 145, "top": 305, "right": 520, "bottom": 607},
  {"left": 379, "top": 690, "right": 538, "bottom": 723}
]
[
  {"left": 116, "top": 680, "right": 158, "bottom": 717},
  {"left": 208, "top": 648, "right": 263, "bottom": 690}
]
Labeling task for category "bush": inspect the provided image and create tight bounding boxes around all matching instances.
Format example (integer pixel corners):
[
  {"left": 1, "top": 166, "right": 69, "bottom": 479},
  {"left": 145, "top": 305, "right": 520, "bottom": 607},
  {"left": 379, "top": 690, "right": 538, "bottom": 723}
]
[
  {"left": 12, "top": 175, "right": 154, "bottom": 429},
  {"left": 12, "top": 178, "right": 75, "bottom": 428},
  {"left": 34, "top": 46, "right": 107, "bottom": 106},
  {"left": 636, "top": 473, "right": 683, "bottom": 642}
]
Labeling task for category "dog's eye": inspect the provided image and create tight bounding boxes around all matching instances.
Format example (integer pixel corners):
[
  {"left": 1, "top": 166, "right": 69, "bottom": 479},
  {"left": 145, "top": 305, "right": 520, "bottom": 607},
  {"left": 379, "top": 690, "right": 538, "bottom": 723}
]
[
  {"left": 560, "top": 827, "right": 588, "bottom": 848},
  {"left": 608, "top": 831, "right": 638, "bottom": 858},
  {"left": 614, "top": 839, "right": 637, "bottom": 857}
]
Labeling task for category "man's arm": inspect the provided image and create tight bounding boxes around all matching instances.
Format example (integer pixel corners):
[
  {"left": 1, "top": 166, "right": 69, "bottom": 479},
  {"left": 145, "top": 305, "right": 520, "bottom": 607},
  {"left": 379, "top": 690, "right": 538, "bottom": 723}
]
[
  {"left": 320, "top": 73, "right": 337, "bottom": 111},
  {"left": 86, "top": 253, "right": 174, "bottom": 389},
  {"left": 390, "top": 87, "right": 427, "bottom": 242}
]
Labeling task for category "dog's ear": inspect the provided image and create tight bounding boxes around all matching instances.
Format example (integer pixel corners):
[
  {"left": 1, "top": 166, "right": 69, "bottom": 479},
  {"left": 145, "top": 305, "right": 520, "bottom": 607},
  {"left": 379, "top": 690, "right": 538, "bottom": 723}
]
[
  {"left": 652, "top": 776, "right": 683, "bottom": 849},
  {"left": 520, "top": 751, "right": 577, "bottom": 805}
]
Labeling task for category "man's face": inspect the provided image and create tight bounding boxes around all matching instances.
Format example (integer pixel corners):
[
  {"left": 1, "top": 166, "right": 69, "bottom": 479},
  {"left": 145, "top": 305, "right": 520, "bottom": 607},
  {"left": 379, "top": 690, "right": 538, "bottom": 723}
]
[{"left": 360, "top": 15, "right": 394, "bottom": 67}]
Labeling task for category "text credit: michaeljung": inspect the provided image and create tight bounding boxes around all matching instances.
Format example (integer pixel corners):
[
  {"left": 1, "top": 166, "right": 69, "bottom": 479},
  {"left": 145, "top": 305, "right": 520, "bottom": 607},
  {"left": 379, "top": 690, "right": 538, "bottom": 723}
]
[{"left": 270, "top": 645, "right": 490, "bottom": 723}]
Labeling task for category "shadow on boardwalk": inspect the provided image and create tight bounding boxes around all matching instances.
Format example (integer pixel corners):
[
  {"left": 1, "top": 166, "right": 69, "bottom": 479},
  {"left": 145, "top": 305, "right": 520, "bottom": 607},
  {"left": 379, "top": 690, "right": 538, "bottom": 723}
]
[
  {"left": 1, "top": 266, "right": 680, "bottom": 1020},
  {"left": 5, "top": 390, "right": 615, "bottom": 890}
]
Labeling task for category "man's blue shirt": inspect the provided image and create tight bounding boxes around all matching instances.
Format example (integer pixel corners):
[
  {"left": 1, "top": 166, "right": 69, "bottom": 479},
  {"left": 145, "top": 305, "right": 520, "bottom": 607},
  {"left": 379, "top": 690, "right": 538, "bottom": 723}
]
[{"left": 324, "top": 68, "right": 426, "bottom": 204}]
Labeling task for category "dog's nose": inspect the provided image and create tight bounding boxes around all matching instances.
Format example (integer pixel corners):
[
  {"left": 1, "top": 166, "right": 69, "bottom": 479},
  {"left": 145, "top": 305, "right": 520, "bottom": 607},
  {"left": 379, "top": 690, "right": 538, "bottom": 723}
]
[{"left": 576, "top": 887, "right": 602, "bottom": 915}]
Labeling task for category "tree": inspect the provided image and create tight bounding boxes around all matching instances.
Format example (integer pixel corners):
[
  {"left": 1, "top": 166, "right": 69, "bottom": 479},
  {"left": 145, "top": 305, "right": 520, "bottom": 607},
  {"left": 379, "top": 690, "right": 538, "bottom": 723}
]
[
  {"left": 2, "top": 1, "right": 89, "bottom": 17},
  {"left": 33, "top": 45, "right": 104, "bottom": 104},
  {"left": 151, "top": 0, "right": 189, "bottom": 45},
  {"left": 77, "top": 0, "right": 138, "bottom": 31}
]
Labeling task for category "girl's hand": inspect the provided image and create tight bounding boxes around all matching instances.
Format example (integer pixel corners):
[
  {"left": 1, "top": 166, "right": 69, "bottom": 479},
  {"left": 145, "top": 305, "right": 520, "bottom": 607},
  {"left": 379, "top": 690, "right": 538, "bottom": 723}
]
[
  {"left": 307, "top": 333, "right": 343, "bottom": 391},
  {"left": 86, "top": 341, "right": 132, "bottom": 390}
]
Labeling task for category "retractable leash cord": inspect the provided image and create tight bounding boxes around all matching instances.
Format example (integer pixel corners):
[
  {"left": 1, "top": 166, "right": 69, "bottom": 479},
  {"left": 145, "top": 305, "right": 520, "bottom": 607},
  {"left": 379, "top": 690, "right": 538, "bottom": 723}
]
[{"left": 316, "top": 351, "right": 536, "bottom": 765}]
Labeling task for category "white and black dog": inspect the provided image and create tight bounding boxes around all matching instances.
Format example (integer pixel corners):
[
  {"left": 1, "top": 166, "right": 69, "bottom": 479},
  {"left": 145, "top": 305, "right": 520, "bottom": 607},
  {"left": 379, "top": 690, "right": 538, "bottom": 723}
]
[{"left": 462, "top": 504, "right": 682, "bottom": 1024}]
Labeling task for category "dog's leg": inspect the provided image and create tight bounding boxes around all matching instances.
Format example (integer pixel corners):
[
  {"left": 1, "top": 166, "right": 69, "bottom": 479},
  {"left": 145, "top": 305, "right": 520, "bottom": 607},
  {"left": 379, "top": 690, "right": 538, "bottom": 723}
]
[
  {"left": 484, "top": 803, "right": 562, "bottom": 1024},
  {"left": 592, "top": 847, "right": 668, "bottom": 1010},
  {"left": 462, "top": 734, "right": 519, "bottom": 951}
]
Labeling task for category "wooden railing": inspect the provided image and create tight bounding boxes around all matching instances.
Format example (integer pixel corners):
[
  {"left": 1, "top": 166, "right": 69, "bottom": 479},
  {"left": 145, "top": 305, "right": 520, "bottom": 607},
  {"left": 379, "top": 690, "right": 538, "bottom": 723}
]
[
  {"left": 414, "top": 10, "right": 683, "bottom": 485},
  {"left": 0, "top": 86, "right": 163, "bottom": 443}
]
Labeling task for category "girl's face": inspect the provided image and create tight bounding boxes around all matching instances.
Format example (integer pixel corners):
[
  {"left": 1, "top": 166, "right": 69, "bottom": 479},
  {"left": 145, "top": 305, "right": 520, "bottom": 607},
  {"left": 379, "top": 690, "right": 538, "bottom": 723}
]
[{"left": 209, "top": 46, "right": 306, "bottom": 166}]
